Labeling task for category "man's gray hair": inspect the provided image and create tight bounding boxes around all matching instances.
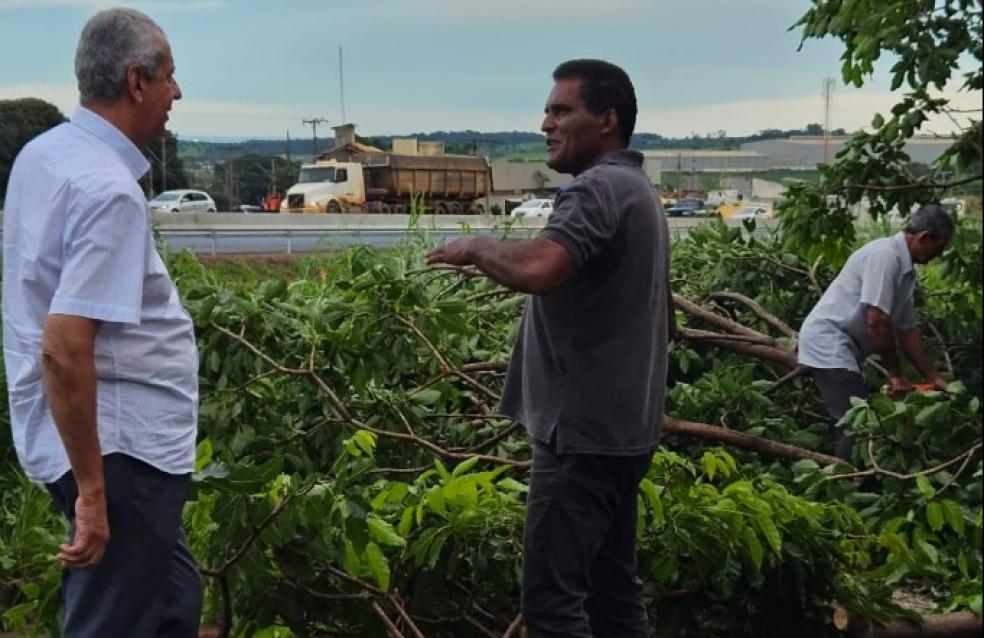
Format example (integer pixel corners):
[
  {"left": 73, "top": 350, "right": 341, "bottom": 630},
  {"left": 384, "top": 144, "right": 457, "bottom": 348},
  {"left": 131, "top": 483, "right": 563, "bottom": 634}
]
[
  {"left": 75, "top": 8, "right": 166, "bottom": 104},
  {"left": 905, "top": 204, "right": 955, "bottom": 240}
]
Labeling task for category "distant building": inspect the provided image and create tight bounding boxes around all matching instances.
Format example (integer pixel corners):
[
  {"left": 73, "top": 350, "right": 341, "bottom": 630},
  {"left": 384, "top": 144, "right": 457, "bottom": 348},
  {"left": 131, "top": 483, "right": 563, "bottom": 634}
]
[
  {"left": 486, "top": 158, "right": 662, "bottom": 212},
  {"left": 641, "top": 149, "right": 805, "bottom": 172},
  {"left": 741, "top": 135, "right": 952, "bottom": 168}
]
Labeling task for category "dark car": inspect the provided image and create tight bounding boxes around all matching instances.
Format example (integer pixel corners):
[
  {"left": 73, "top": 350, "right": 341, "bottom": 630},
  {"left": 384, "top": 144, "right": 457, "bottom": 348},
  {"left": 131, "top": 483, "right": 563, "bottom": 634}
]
[{"left": 665, "top": 199, "right": 704, "bottom": 217}]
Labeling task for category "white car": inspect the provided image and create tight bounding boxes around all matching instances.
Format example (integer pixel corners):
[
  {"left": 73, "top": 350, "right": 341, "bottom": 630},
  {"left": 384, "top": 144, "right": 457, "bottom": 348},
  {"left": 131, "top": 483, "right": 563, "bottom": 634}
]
[
  {"left": 730, "top": 205, "right": 772, "bottom": 220},
  {"left": 148, "top": 189, "right": 217, "bottom": 213},
  {"left": 510, "top": 198, "right": 554, "bottom": 218}
]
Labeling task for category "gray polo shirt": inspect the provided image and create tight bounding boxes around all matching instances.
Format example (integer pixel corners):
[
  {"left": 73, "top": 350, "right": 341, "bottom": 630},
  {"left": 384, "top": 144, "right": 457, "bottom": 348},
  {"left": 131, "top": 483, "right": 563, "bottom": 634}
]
[
  {"left": 798, "top": 232, "right": 917, "bottom": 373},
  {"left": 499, "top": 149, "right": 670, "bottom": 455}
]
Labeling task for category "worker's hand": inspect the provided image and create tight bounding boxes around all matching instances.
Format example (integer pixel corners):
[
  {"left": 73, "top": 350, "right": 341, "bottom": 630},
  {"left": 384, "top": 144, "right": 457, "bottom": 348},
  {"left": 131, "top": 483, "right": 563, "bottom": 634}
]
[
  {"left": 58, "top": 492, "right": 110, "bottom": 569},
  {"left": 886, "top": 375, "right": 914, "bottom": 399},
  {"left": 926, "top": 376, "right": 949, "bottom": 392},
  {"left": 426, "top": 238, "right": 478, "bottom": 266}
]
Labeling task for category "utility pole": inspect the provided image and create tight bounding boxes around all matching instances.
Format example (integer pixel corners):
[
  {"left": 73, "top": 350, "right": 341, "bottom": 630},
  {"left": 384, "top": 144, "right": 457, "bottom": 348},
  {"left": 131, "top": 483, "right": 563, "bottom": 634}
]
[
  {"left": 302, "top": 117, "right": 329, "bottom": 158},
  {"left": 285, "top": 130, "right": 292, "bottom": 163},
  {"left": 822, "top": 76, "right": 836, "bottom": 165},
  {"left": 338, "top": 46, "right": 346, "bottom": 124}
]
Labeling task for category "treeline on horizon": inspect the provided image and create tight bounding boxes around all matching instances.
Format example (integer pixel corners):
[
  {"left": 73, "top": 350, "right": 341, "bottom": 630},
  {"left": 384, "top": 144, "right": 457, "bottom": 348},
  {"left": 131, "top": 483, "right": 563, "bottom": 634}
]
[{"left": 177, "top": 124, "right": 847, "bottom": 165}]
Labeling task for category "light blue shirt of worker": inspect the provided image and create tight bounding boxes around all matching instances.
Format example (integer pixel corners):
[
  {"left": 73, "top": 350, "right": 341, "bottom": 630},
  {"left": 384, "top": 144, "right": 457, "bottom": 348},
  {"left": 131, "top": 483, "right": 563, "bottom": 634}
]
[
  {"left": 2, "top": 106, "right": 199, "bottom": 484},
  {"left": 798, "top": 232, "right": 917, "bottom": 374}
]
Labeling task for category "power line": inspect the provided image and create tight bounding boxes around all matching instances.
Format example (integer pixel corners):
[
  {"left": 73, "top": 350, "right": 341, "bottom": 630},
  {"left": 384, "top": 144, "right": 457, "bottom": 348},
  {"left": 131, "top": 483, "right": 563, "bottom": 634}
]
[{"left": 302, "top": 117, "right": 329, "bottom": 157}]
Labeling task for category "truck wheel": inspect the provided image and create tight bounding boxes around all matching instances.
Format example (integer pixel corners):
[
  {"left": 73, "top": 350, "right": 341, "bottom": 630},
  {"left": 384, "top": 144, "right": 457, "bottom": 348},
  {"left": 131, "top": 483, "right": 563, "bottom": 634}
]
[
  {"left": 326, "top": 200, "right": 342, "bottom": 214},
  {"left": 469, "top": 204, "right": 485, "bottom": 214},
  {"left": 447, "top": 202, "right": 463, "bottom": 215},
  {"left": 434, "top": 202, "right": 449, "bottom": 215},
  {"left": 392, "top": 204, "right": 407, "bottom": 214},
  {"left": 379, "top": 203, "right": 392, "bottom": 214}
]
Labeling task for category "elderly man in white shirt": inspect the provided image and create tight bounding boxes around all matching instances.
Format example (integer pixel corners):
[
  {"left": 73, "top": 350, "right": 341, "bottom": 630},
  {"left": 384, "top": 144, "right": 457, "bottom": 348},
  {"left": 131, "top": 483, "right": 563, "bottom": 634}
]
[
  {"left": 2, "top": 8, "right": 200, "bottom": 636},
  {"left": 797, "top": 204, "right": 953, "bottom": 461}
]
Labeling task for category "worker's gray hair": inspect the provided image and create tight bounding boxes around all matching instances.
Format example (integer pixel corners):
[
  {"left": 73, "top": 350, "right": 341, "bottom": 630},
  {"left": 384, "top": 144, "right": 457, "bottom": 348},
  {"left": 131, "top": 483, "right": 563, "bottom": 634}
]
[
  {"left": 905, "top": 204, "right": 955, "bottom": 241},
  {"left": 75, "top": 8, "right": 166, "bottom": 104}
]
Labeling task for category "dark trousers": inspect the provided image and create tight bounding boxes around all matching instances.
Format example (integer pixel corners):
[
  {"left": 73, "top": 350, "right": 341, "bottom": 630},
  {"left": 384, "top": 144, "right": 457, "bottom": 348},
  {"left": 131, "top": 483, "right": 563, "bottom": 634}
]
[
  {"left": 46, "top": 453, "right": 202, "bottom": 638},
  {"left": 522, "top": 440, "right": 653, "bottom": 638},
  {"left": 810, "top": 367, "right": 870, "bottom": 461}
]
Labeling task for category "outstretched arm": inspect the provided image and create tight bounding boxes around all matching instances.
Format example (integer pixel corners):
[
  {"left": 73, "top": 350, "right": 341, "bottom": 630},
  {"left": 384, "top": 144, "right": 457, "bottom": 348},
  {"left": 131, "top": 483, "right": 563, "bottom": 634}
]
[
  {"left": 897, "top": 327, "right": 947, "bottom": 390},
  {"left": 426, "top": 235, "right": 575, "bottom": 294},
  {"left": 866, "top": 305, "right": 912, "bottom": 397}
]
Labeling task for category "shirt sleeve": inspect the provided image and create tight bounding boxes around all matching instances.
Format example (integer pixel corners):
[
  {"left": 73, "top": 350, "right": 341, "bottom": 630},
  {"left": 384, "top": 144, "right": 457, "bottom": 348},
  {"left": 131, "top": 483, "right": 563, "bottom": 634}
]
[
  {"left": 49, "top": 187, "right": 148, "bottom": 325},
  {"left": 540, "top": 177, "right": 619, "bottom": 267},
  {"left": 858, "top": 248, "right": 900, "bottom": 316},
  {"left": 893, "top": 291, "right": 917, "bottom": 330}
]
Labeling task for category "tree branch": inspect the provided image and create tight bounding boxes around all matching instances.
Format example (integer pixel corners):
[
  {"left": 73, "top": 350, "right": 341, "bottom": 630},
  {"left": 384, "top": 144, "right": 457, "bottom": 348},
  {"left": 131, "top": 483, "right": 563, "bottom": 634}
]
[{"left": 663, "top": 416, "right": 845, "bottom": 467}]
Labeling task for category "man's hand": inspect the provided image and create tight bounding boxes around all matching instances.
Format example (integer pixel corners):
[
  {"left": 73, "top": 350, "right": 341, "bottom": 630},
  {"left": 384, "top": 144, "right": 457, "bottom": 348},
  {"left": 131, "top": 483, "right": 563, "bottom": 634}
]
[
  {"left": 887, "top": 375, "right": 915, "bottom": 399},
  {"left": 925, "top": 375, "right": 948, "bottom": 392},
  {"left": 426, "top": 238, "right": 478, "bottom": 266},
  {"left": 58, "top": 491, "right": 110, "bottom": 569}
]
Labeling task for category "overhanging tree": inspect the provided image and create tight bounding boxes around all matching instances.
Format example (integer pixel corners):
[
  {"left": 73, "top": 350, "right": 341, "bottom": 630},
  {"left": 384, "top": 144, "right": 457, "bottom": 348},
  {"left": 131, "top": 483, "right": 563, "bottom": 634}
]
[{"left": 779, "top": 0, "right": 982, "bottom": 266}]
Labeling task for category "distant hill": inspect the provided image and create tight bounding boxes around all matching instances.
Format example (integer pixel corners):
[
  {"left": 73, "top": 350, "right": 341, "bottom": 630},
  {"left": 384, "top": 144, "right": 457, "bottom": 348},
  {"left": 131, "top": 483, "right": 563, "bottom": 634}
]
[{"left": 176, "top": 125, "right": 845, "bottom": 166}]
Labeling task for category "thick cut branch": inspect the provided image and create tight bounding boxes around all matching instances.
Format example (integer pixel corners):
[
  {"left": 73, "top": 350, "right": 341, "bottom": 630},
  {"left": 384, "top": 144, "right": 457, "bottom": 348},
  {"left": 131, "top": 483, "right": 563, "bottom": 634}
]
[
  {"left": 663, "top": 416, "right": 844, "bottom": 467},
  {"left": 709, "top": 291, "right": 798, "bottom": 339},
  {"left": 833, "top": 607, "right": 982, "bottom": 637},
  {"left": 674, "top": 294, "right": 762, "bottom": 338},
  {"left": 677, "top": 327, "right": 798, "bottom": 369}
]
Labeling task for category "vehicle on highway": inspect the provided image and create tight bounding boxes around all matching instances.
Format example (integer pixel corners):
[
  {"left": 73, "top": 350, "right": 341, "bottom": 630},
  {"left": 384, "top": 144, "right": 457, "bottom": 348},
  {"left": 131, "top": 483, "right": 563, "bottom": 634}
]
[
  {"left": 509, "top": 198, "right": 554, "bottom": 218},
  {"left": 282, "top": 154, "right": 490, "bottom": 214},
  {"left": 665, "top": 198, "right": 704, "bottom": 217},
  {"left": 148, "top": 189, "right": 217, "bottom": 213},
  {"left": 728, "top": 204, "right": 772, "bottom": 220}
]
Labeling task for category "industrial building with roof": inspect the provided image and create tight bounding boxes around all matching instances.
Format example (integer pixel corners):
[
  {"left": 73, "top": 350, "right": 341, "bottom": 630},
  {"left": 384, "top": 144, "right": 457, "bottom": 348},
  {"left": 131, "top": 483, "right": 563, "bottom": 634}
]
[{"left": 740, "top": 135, "right": 953, "bottom": 168}]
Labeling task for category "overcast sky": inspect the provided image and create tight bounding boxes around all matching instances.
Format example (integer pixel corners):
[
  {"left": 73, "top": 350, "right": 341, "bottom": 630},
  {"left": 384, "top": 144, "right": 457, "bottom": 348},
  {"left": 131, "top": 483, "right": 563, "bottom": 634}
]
[{"left": 1, "top": 0, "right": 979, "bottom": 141}]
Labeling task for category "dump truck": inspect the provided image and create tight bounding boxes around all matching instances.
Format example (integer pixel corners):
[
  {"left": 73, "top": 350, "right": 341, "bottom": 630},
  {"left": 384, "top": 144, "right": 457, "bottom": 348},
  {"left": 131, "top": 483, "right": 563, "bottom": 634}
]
[{"left": 281, "top": 153, "right": 491, "bottom": 214}]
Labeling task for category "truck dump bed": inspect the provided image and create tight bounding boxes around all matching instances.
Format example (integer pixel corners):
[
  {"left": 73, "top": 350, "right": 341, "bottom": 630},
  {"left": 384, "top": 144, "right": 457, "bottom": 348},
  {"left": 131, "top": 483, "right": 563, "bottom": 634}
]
[{"left": 363, "top": 154, "right": 491, "bottom": 200}]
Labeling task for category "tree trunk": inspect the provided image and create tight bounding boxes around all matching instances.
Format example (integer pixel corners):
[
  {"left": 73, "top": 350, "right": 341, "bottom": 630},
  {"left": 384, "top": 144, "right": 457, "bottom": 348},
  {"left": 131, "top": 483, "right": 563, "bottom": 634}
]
[{"left": 833, "top": 607, "right": 982, "bottom": 638}]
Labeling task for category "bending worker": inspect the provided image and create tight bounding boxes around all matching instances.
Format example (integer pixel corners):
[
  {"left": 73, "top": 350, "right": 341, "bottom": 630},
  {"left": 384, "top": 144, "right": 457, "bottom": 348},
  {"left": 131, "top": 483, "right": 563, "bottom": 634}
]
[{"left": 797, "top": 204, "right": 953, "bottom": 461}]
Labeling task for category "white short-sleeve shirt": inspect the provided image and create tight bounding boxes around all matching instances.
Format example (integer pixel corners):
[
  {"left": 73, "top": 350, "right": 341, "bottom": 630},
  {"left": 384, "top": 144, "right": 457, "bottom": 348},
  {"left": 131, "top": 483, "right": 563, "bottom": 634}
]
[
  {"left": 2, "top": 106, "right": 199, "bottom": 484},
  {"left": 798, "top": 232, "right": 916, "bottom": 373}
]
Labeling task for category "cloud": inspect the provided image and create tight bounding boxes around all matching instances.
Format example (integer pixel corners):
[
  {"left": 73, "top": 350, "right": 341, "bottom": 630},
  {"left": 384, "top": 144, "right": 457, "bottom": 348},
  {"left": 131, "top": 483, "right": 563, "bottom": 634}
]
[
  {"left": 2, "top": 81, "right": 979, "bottom": 139},
  {"left": 0, "top": 0, "right": 227, "bottom": 10},
  {"left": 638, "top": 90, "right": 982, "bottom": 137}
]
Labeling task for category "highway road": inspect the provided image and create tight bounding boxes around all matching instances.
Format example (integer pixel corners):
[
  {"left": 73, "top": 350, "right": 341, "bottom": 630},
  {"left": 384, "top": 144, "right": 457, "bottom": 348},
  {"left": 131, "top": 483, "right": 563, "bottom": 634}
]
[{"left": 1, "top": 212, "right": 769, "bottom": 256}]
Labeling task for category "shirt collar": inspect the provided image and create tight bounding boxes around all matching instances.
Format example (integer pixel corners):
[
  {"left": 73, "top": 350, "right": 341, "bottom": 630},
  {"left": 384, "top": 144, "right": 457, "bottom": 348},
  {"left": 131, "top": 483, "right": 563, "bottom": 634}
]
[
  {"left": 70, "top": 106, "right": 151, "bottom": 180},
  {"left": 892, "top": 231, "right": 914, "bottom": 275},
  {"left": 598, "top": 148, "right": 644, "bottom": 167}
]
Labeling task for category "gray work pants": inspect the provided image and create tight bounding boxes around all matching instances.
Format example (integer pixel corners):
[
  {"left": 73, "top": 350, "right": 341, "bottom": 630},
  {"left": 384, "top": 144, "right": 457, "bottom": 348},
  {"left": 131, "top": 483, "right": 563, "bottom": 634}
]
[{"left": 809, "top": 367, "right": 870, "bottom": 461}]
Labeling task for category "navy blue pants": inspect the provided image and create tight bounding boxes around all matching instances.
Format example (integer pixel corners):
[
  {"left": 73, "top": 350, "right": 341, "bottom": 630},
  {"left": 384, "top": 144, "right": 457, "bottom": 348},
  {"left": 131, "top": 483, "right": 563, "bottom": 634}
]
[
  {"left": 522, "top": 440, "right": 653, "bottom": 638},
  {"left": 46, "top": 453, "right": 201, "bottom": 638}
]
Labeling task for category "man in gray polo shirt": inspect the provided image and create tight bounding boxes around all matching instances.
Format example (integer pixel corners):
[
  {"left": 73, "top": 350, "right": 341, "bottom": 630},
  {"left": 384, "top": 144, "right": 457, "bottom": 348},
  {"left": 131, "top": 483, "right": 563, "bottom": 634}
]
[
  {"left": 798, "top": 205, "right": 953, "bottom": 460},
  {"left": 427, "top": 59, "right": 668, "bottom": 638}
]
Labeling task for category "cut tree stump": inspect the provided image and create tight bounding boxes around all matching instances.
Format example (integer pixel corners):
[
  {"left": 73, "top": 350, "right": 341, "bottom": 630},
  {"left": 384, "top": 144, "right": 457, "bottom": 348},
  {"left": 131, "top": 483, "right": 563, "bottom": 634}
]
[{"left": 833, "top": 607, "right": 982, "bottom": 637}]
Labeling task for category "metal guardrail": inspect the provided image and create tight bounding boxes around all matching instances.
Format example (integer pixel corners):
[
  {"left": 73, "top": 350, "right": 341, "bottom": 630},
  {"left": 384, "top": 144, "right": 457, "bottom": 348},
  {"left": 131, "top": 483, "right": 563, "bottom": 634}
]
[{"left": 1, "top": 212, "right": 772, "bottom": 256}]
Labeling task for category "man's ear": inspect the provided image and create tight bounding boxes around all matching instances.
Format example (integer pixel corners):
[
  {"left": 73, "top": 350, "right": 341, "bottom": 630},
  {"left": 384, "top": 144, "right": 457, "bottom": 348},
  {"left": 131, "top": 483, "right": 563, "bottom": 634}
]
[
  {"left": 599, "top": 108, "right": 618, "bottom": 137},
  {"left": 125, "top": 65, "right": 144, "bottom": 102}
]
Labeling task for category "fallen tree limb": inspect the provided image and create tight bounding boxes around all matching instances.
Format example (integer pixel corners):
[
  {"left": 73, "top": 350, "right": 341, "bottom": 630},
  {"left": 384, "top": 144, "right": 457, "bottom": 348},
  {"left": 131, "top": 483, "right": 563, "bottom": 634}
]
[
  {"left": 677, "top": 327, "right": 799, "bottom": 369},
  {"left": 663, "top": 416, "right": 844, "bottom": 466},
  {"left": 708, "top": 290, "right": 798, "bottom": 339},
  {"left": 674, "top": 294, "right": 762, "bottom": 338},
  {"left": 833, "top": 607, "right": 982, "bottom": 637}
]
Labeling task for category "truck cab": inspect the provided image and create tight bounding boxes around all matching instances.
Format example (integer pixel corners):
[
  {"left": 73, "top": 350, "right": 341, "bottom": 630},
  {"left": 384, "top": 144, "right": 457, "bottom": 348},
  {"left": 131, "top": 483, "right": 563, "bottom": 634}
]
[{"left": 281, "top": 160, "right": 365, "bottom": 213}]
